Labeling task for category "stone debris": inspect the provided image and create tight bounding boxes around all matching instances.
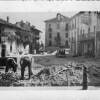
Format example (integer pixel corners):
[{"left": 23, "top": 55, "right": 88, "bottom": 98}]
[{"left": 0, "top": 63, "right": 96, "bottom": 87}]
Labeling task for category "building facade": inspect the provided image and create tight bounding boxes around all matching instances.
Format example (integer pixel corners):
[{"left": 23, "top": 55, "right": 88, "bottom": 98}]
[
  {"left": 0, "top": 17, "right": 24, "bottom": 57},
  {"left": 45, "top": 13, "right": 69, "bottom": 51},
  {"left": 16, "top": 21, "right": 41, "bottom": 54},
  {"left": 30, "top": 26, "right": 41, "bottom": 54},
  {"left": 69, "top": 11, "right": 100, "bottom": 57},
  {"left": 0, "top": 17, "right": 42, "bottom": 57}
]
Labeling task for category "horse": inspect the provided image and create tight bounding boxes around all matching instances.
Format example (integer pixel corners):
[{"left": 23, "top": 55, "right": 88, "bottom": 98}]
[
  {"left": 20, "top": 56, "right": 33, "bottom": 80},
  {"left": 5, "top": 57, "right": 18, "bottom": 73}
]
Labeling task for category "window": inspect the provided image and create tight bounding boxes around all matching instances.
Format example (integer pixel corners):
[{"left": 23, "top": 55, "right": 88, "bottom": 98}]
[
  {"left": 88, "top": 27, "right": 90, "bottom": 36},
  {"left": 88, "top": 27, "right": 90, "bottom": 37},
  {"left": 65, "top": 33, "right": 68, "bottom": 38},
  {"left": 57, "top": 32, "right": 60, "bottom": 38},
  {"left": 88, "top": 27, "right": 90, "bottom": 33},
  {"left": 83, "top": 29, "right": 84, "bottom": 34},
  {"left": 75, "top": 19, "right": 76, "bottom": 29},
  {"left": 49, "top": 40, "right": 52, "bottom": 46},
  {"left": 83, "top": 29, "right": 85, "bottom": 37},
  {"left": 10, "top": 44, "right": 12, "bottom": 52},
  {"left": 57, "top": 22, "right": 60, "bottom": 29},
  {"left": 72, "top": 21, "right": 74, "bottom": 29},
  {"left": 49, "top": 33, "right": 52, "bottom": 38},
  {"left": 69, "top": 24, "right": 71, "bottom": 30},
  {"left": 49, "top": 24, "right": 51, "bottom": 28},
  {"left": 65, "top": 24, "right": 68, "bottom": 31},
  {"left": 48, "top": 28, "right": 52, "bottom": 32},
  {"left": 94, "top": 26, "right": 95, "bottom": 32},
  {"left": 48, "top": 24, "right": 52, "bottom": 32},
  {"left": 65, "top": 40, "right": 69, "bottom": 48}
]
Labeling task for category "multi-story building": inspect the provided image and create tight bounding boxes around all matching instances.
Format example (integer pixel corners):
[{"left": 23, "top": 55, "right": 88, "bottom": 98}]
[
  {"left": 0, "top": 17, "right": 42, "bottom": 57},
  {"left": 0, "top": 17, "right": 24, "bottom": 57},
  {"left": 30, "top": 26, "right": 41, "bottom": 54},
  {"left": 16, "top": 21, "right": 41, "bottom": 54},
  {"left": 44, "top": 13, "right": 69, "bottom": 51},
  {"left": 69, "top": 11, "right": 100, "bottom": 57}
]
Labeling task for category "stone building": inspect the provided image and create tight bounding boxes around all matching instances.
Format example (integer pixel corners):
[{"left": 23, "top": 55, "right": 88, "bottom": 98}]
[
  {"left": 0, "top": 17, "right": 42, "bottom": 57},
  {"left": 16, "top": 21, "right": 42, "bottom": 54},
  {"left": 30, "top": 26, "right": 41, "bottom": 54},
  {"left": 69, "top": 11, "right": 100, "bottom": 57},
  {"left": 0, "top": 17, "right": 24, "bottom": 57},
  {"left": 44, "top": 13, "right": 70, "bottom": 52}
]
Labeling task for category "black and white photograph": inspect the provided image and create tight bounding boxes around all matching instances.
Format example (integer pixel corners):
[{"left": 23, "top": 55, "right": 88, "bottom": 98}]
[{"left": 0, "top": 11, "right": 100, "bottom": 90}]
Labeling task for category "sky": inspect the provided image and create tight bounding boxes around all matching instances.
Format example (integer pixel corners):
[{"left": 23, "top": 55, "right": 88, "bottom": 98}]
[{"left": 0, "top": 12, "right": 77, "bottom": 43}]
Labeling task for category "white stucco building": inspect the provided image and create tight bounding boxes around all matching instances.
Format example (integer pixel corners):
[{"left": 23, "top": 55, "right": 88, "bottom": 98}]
[
  {"left": 44, "top": 13, "right": 70, "bottom": 51},
  {"left": 69, "top": 11, "right": 100, "bottom": 57}
]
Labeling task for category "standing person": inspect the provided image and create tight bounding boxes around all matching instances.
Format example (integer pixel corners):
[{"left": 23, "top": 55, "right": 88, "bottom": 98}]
[
  {"left": 83, "top": 65, "right": 88, "bottom": 90},
  {"left": 5, "top": 57, "right": 17, "bottom": 73},
  {"left": 20, "top": 56, "right": 33, "bottom": 80}
]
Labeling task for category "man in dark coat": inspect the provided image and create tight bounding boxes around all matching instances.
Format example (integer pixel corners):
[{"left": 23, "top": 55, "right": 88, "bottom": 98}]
[
  {"left": 5, "top": 57, "right": 17, "bottom": 73},
  {"left": 83, "top": 65, "right": 88, "bottom": 90}
]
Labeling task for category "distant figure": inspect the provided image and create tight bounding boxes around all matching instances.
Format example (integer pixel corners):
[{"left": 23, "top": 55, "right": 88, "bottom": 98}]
[
  {"left": 5, "top": 57, "right": 17, "bottom": 73},
  {"left": 83, "top": 65, "right": 88, "bottom": 90},
  {"left": 20, "top": 56, "right": 33, "bottom": 80}
]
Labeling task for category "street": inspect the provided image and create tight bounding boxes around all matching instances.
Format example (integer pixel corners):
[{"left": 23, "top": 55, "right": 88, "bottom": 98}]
[{"left": 34, "top": 55, "right": 100, "bottom": 66}]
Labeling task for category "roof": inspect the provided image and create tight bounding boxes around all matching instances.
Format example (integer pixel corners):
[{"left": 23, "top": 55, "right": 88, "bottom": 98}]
[
  {"left": 69, "top": 12, "right": 85, "bottom": 21},
  {"left": 31, "top": 28, "right": 42, "bottom": 33},
  {"left": 44, "top": 13, "right": 69, "bottom": 23},
  {"left": 69, "top": 11, "right": 99, "bottom": 20},
  {"left": 0, "top": 18, "right": 21, "bottom": 30},
  {"left": 0, "top": 18, "right": 42, "bottom": 34},
  {"left": 33, "top": 28, "right": 42, "bottom": 33},
  {"left": 30, "top": 25, "right": 42, "bottom": 33}
]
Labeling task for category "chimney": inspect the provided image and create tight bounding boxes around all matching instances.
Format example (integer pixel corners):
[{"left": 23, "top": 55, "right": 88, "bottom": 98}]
[
  {"left": 7, "top": 16, "right": 9, "bottom": 23},
  {"left": 57, "top": 13, "right": 61, "bottom": 21}
]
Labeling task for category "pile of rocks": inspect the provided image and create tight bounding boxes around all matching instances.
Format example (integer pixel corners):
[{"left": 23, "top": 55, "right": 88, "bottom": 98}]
[
  {"left": 0, "top": 63, "right": 84, "bottom": 87},
  {"left": 28, "top": 64, "right": 83, "bottom": 86},
  {"left": 0, "top": 72, "right": 20, "bottom": 86}
]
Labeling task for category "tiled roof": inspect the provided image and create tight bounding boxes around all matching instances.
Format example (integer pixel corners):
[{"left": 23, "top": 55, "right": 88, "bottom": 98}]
[
  {"left": 32, "top": 28, "right": 42, "bottom": 33},
  {"left": 0, "top": 18, "right": 21, "bottom": 30},
  {"left": 0, "top": 18, "right": 42, "bottom": 33}
]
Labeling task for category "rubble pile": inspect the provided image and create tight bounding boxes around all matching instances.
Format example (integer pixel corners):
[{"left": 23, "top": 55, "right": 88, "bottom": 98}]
[
  {"left": 0, "top": 63, "right": 84, "bottom": 87},
  {"left": 49, "top": 64, "right": 83, "bottom": 86},
  {"left": 29, "top": 64, "right": 83, "bottom": 86},
  {"left": 0, "top": 72, "right": 20, "bottom": 86}
]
